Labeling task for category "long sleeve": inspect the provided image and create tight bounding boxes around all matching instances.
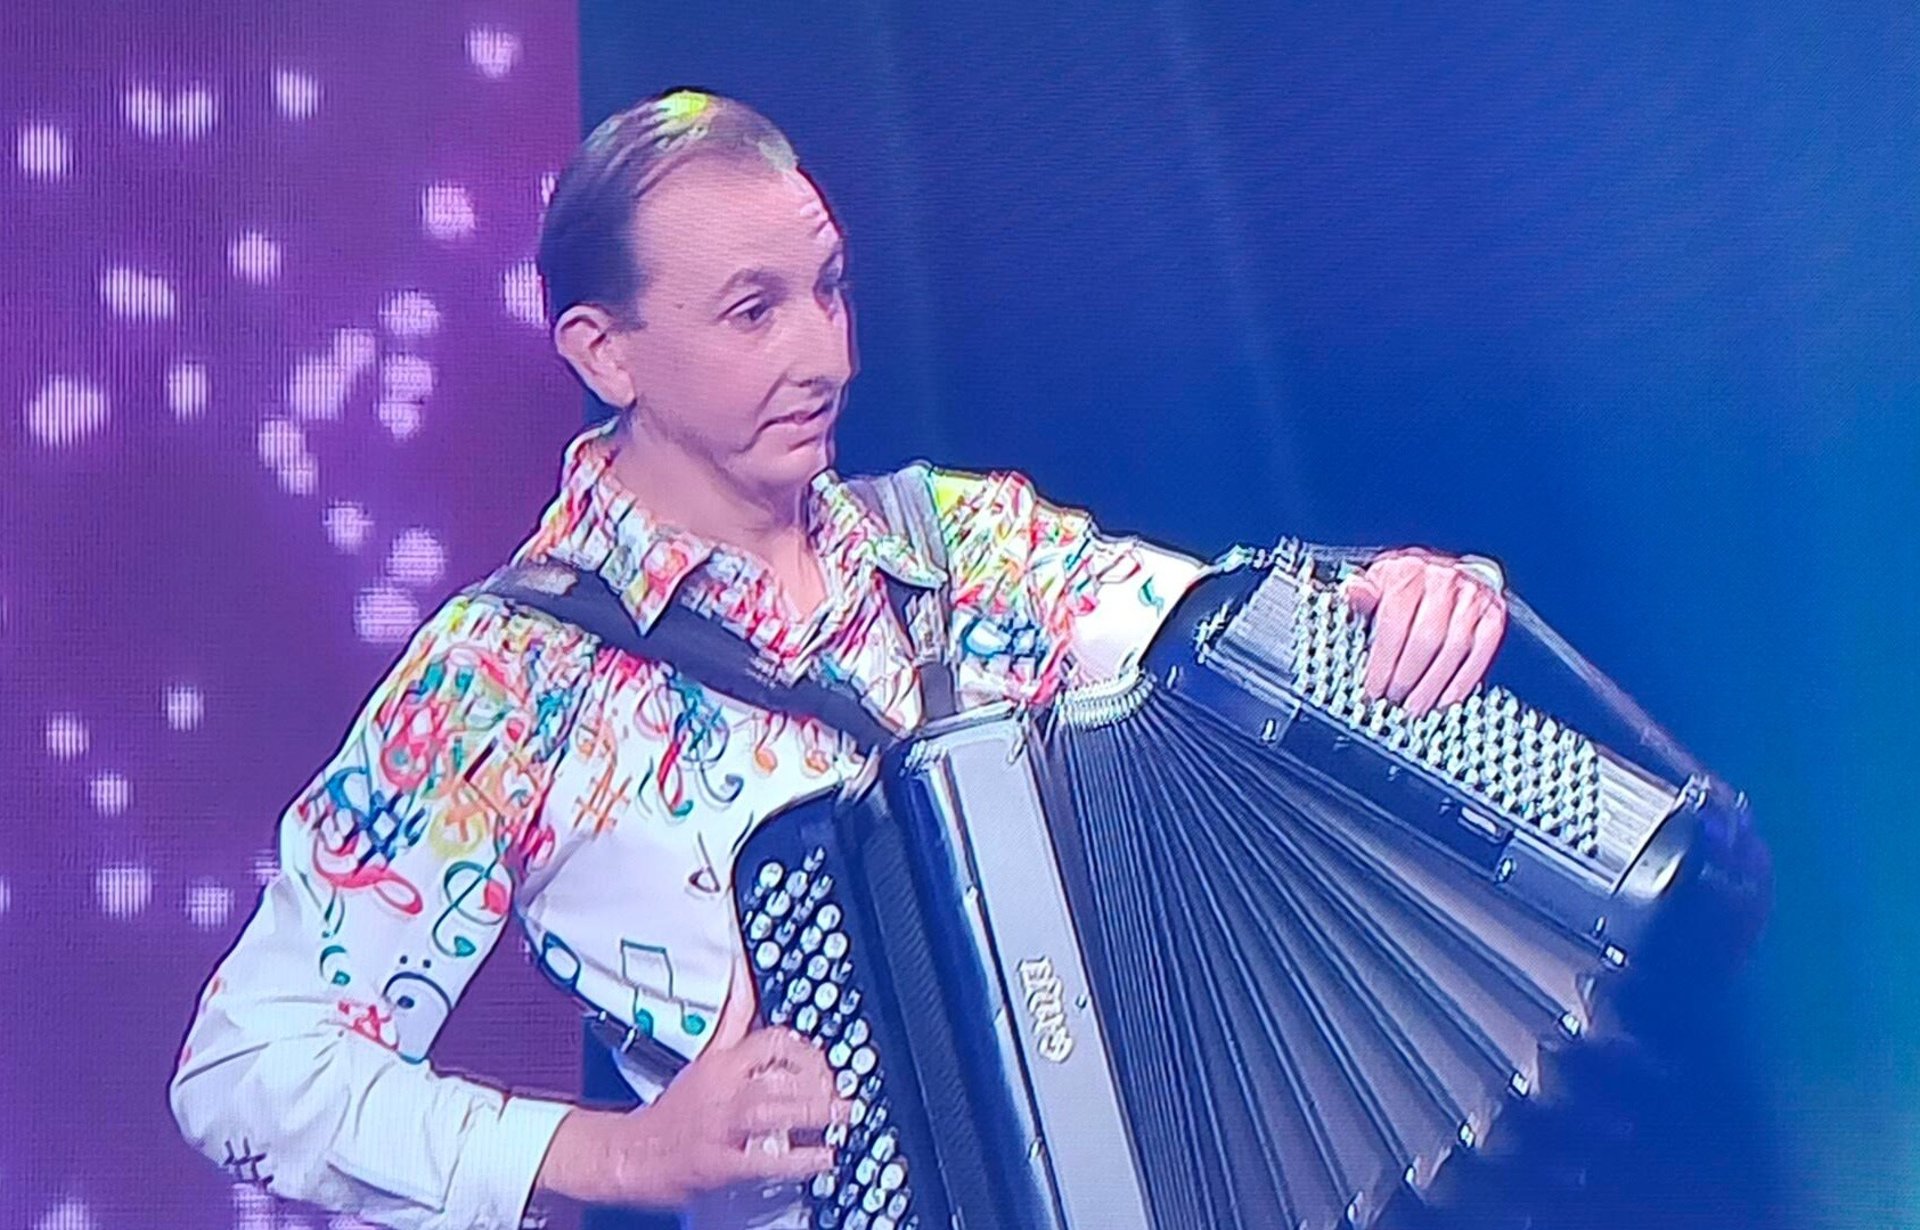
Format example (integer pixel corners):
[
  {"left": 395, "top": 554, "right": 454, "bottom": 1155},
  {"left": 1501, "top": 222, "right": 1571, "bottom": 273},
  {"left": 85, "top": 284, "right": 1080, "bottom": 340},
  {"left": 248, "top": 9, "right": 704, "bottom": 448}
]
[
  {"left": 169, "top": 593, "right": 599, "bottom": 1230},
  {"left": 927, "top": 468, "right": 1206, "bottom": 701}
]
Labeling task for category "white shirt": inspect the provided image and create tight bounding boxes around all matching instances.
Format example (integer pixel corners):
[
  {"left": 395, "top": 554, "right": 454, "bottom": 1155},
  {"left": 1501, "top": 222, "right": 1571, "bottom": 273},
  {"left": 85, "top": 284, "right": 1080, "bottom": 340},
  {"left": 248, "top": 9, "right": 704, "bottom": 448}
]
[{"left": 168, "top": 421, "right": 1204, "bottom": 1229}]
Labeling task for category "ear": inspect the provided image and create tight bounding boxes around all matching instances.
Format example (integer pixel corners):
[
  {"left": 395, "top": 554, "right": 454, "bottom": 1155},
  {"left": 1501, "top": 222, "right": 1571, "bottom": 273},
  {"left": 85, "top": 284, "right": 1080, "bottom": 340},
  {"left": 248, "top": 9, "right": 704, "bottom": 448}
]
[{"left": 552, "top": 304, "right": 639, "bottom": 409}]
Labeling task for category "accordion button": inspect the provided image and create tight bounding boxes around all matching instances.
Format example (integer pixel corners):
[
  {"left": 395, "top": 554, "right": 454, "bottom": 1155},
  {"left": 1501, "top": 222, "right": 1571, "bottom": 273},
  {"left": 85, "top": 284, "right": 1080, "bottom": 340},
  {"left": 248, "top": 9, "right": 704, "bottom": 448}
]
[
  {"left": 879, "top": 1161, "right": 906, "bottom": 1192},
  {"left": 818, "top": 904, "right": 843, "bottom": 929},
  {"left": 856, "top": 1158, "right": 878, "bottom": 1185},
  {"left": 768, "top": 890, "right": 792, "bottom": 917},
  {"left": 796, "top": 1005, "right": 821, "bottom": 1034},
  {"left": 851, "top": 1046, "right": 877, "bottom": 1075},
  {"left": 801, "top": 925, "right": 823, "bottom": 953},
  {"left": 823, "top": 933, "right": 849, "bottom": 960},
  {"left": 757, "top": 861, "right": 785, "bottom": 891},
  {"left": 888, "top": 1192, "right": 911, "bottom": 1218},
  {"left": 808, "top": 954, "right": 831, "bottom": 981},
  {"left": 864, "top": 1186, "right": 887, "bottom": 1213},
  {"left": 871, "top": 1130, "right": 896, "bottom": 1162},
  {"left": 829, "top": 1041, "right": 853, "bottom": 1068},
  {"left": 747, "top": 913, "right": 771, "bottom": 941},
  {"left": 850, "top": 1098, "right": 869, "bottom": 1125},
  {"left": 815, "top": 982, "right": 841, "bottom": 1011},
  {"left": 836, "top": 1069, "right": 860, "bottom": 1097},
  {"left": 846, "top": 1018, "right": 870, "bottom": 1046},
  {"left": 786, "top": 870, "right": 810, "bottom": 896},
  {"left": 754, "top": 941, "right": 780, "bottom": 970}
]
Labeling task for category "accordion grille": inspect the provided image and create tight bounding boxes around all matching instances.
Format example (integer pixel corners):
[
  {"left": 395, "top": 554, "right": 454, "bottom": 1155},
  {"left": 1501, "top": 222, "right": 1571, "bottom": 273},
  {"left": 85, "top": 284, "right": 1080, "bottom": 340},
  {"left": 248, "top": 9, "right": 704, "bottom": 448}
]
[{"left": 1213, "top": 565, "right": 1671, "bottom": 879}]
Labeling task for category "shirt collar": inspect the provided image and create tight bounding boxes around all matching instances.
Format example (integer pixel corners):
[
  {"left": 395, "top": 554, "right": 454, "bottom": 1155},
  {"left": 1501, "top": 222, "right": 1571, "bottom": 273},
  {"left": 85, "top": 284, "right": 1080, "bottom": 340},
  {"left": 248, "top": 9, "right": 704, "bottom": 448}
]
[{"left": 514, "top": 419, "right": 943, "bottom": 632}]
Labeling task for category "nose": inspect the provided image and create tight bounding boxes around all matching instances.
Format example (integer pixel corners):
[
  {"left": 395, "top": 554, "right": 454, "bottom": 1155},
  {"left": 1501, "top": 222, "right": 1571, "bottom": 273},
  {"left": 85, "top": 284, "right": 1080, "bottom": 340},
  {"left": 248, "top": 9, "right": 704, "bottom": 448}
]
[{"left": 788, "top": 286, "right": 857, "bottom": 392}]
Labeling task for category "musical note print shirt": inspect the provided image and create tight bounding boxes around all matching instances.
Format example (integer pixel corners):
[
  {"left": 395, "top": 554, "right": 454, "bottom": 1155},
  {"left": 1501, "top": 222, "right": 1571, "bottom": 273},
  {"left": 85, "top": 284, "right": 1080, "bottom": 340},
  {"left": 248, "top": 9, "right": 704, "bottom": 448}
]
[{"left": 168, "top": 419, "right": 1204, "bottom": 1230}]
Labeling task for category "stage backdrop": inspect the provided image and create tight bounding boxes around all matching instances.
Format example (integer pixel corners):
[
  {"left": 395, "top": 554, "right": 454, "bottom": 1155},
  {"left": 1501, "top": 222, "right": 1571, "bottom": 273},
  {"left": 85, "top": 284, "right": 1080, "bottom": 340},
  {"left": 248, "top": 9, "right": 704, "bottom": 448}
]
[
  {"left": 1, "top": 2, "right": 589, "bottom": 1228},
  {"left": 3, "top": 3, "right": 1915, "bottom": 1230}
]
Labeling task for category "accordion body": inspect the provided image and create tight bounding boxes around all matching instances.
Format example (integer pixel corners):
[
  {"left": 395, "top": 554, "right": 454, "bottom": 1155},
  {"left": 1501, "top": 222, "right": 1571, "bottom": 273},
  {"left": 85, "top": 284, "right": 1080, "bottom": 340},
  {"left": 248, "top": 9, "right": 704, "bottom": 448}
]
[{"left": 731, "top": 544, "right": 1770, "bottom": 1230}]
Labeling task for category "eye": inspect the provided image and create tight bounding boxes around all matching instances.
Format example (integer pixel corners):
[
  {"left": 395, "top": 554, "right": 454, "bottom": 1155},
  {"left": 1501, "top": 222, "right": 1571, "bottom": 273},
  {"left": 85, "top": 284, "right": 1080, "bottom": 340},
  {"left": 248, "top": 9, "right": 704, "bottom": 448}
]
[{"left": 732, "top": 299, "right": 772, "bottom": 326}]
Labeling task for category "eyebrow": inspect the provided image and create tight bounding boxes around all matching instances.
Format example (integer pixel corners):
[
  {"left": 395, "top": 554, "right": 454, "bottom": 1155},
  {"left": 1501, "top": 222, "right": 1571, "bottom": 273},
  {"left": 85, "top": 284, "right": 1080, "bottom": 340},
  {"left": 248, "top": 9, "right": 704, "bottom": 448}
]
[{"left": 711, "top": 240, "right": 846, "bottom": 307}]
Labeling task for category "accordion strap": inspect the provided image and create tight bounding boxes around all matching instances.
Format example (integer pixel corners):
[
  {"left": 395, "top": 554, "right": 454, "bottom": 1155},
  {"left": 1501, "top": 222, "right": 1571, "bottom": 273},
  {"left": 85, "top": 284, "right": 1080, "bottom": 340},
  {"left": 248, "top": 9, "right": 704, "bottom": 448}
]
[{"left": 468, "top": 465, "right": 955, "bottom": 754}]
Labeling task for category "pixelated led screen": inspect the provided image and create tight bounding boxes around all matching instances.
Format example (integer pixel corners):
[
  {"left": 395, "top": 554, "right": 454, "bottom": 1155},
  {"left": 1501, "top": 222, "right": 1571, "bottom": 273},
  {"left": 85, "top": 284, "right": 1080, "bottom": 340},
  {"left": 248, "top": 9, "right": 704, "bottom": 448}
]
[{"left": 1, "top": 4, "right": 590, "bottom": 1227}]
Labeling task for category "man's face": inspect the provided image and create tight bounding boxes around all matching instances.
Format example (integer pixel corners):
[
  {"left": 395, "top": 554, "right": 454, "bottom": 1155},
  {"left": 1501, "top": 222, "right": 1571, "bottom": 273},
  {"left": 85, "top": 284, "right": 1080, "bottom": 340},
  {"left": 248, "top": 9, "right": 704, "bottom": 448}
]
[{"left": 612, "top": 156, "right": 855, "bottom": 494}]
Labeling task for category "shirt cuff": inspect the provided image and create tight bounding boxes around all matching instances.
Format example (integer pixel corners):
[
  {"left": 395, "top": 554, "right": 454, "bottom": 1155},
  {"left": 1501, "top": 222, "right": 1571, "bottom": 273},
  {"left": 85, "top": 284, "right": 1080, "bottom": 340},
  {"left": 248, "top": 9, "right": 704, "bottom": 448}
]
[{"left": 446, "top": 1091, "right": 577, "bottom": 1230}]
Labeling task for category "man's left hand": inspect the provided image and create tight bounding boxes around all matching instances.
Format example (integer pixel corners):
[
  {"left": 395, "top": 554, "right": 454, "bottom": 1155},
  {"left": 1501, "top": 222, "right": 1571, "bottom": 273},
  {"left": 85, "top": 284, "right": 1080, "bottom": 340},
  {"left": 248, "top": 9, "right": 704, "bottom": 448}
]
[{"left": 1341, "top": 547, "right": 1508, "bottom": 718}]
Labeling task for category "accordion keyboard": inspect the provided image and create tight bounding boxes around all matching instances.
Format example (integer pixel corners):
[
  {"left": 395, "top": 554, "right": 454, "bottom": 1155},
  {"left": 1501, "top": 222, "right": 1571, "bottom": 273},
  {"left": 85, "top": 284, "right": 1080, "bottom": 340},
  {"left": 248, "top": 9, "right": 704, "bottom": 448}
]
[
  {"left": 1213, "top": 561, "right": 1679, "bottom": 886},
  {"left": 737, "top": 848, "right": 920, "bottom": 1230}
]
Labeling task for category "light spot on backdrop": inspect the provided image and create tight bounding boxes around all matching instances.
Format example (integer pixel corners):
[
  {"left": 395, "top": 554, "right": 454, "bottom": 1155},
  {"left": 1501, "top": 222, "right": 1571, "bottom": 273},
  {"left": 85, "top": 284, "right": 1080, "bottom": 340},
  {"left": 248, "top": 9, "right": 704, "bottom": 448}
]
[
  {"left": 25, "top": 376, "right": 109, "bottom": 447},
  {"left": 17, "top": 123, "right": 70, "bottom": 180}
]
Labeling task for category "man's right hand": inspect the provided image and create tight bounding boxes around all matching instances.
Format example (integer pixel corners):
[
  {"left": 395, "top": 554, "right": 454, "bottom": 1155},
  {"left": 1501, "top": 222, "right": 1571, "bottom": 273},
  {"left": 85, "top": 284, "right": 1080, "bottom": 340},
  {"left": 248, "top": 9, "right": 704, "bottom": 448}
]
[{"left": 535, "top": 1027, "right": 849, "bottom": 1209}]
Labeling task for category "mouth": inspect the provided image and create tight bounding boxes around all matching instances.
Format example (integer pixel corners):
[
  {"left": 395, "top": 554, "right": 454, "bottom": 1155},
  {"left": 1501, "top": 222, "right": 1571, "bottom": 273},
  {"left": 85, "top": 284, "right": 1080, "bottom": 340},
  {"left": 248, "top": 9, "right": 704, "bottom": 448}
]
[{"left": 766, "top": 398, "right": 836, "bottom": 429}]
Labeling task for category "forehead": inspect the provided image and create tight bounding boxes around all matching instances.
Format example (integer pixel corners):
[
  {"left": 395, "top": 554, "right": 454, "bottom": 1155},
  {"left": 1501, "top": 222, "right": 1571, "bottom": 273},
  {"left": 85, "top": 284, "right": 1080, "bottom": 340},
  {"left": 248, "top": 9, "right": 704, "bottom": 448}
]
[{"left": 631, "top": 157, "right": 842, "bottom": 288}]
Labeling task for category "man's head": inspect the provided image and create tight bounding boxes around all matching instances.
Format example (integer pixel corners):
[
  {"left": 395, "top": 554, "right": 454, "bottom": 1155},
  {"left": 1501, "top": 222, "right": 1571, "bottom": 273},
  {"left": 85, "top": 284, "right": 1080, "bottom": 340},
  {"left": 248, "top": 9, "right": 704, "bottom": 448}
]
[{"left": 539, "top": 90, "right": 855, "bottom": 495}]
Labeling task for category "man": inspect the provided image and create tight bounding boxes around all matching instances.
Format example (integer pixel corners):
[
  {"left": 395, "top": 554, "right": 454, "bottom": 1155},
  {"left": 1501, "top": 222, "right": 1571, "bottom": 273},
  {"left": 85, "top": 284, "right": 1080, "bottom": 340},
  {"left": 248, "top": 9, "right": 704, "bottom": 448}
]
[{"left": 169, "top": 89, "right": 1506, "bottom": 1230}]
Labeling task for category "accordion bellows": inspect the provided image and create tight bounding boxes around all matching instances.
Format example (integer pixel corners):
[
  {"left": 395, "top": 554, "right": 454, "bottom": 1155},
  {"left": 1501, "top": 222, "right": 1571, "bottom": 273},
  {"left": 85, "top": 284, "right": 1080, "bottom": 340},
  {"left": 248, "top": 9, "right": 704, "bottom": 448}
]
[{"left": 733, "top": 545, "right": 1770, "bottom": 1230}]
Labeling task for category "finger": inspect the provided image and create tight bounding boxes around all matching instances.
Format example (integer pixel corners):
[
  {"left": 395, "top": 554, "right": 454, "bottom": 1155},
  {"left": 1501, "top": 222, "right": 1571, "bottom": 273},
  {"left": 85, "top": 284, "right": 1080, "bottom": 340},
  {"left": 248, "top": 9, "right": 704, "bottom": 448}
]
[
  {"left": 1435, "top": 598, "right": 1508, "bottom": 708},
  {"left": 1361, "top": 565, "right": 1426, "bottom": 698},
  {"left": 1402, "top": 586, "right": 1486, "bottom": 716},
  {"left": 742, "top": 1066, "right": 836, "bottom": 1104},
  {"left": 1341, "top": 574, "right": 1382, "bottom": 618},
  {"left": 1384, "top": 568, "right": 1465, "bottom": 705},
  {"left": 740, "top": 1095, "right": 854, "bottom": 1136},
  {"left": 733, "top": 1144, "right": 839, "bottom": 1183},
  {"left": 733, "top": 1027, "right": 822, "bottom": 1073}
]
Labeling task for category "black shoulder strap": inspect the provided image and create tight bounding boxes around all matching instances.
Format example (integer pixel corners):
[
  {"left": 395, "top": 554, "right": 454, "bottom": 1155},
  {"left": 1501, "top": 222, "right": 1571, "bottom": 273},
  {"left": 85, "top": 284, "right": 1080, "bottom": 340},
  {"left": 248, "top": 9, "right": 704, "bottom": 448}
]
[
  {"left": 843, "top": 462, "right": 957, "bottom": 722},
  {"left": 474, "top": 562, "right": 901, "bottom": 753},
  {"left": 469, "top": 464, "right": 956, "bottom": 751}
]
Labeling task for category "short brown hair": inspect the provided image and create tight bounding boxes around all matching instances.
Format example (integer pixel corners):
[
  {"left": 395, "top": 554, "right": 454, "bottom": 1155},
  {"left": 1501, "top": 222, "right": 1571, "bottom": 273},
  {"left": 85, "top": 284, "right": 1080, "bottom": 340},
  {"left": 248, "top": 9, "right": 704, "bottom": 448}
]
[{"left": 536, "top": 88, "right": 799, "bottom": 329}]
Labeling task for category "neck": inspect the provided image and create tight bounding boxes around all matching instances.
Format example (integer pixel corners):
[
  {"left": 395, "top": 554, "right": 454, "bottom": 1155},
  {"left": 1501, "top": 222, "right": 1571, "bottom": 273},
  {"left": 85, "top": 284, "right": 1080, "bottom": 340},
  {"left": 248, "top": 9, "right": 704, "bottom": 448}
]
[{"left": 606, "top": 415, "right": 814, "bottom": 567}]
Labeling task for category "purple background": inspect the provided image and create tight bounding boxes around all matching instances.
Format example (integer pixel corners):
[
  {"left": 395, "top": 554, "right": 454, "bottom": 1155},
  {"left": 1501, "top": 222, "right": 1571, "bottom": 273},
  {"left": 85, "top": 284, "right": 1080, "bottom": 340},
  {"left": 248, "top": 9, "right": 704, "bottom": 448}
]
[{"left": 1, "top": 4, "right": 593, "bottom": 1227}]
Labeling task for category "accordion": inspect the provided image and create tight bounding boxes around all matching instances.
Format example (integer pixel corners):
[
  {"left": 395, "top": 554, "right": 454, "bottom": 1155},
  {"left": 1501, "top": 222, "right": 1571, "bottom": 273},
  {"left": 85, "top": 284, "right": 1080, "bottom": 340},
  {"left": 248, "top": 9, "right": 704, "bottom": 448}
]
[{"left": 732, "top": 543, "right": 1770, "bottom": 1230}]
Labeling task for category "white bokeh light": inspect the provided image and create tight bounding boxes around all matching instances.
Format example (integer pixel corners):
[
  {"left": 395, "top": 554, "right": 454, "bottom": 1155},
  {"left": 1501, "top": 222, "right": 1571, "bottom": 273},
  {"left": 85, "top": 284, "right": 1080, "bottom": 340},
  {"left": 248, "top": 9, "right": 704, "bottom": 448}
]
[
  {"left": 421, "top": 182, "right": 476, "bottom": 241},
  {"left": 387, "top": 528, "right": 447, "bottom": 588},
  {"left": 25, "top": 376, "right": 110, "bottom": 447},
  {"left": 124, "top": 84, "right": 219, "bottom": 141},
  {"left": 230, "top": 230, "right": 282, "bottom": 284},
  {"left": 124, "top": 86, "right": 170, "bottom": 137},
  {"left": 89, "top": 772, "right": 130, "bottom": 816},
  {"left": 355, "top": 583, "right": 420, "bottom": 644},
  {"left": 539, "top": 171, "right": 558, "bottom": 207},
  {"left": 168, "top": 360, "right": 209, "bottom": 419},
  {"left": 0, "top": 877, "right": 10, "bottom": 917},
  {"left": 96, "top": 862, "right": 153, "bottom": 918},
  {"left": 503, "top": 260, "right": 545, "bottom": 327},
  {"left": 274, "top": 68, "right": 321, "bottom": 119},
  {"left": 287, "top": 354, "right": 354, "bottom": 421},
  {"left": 34, "top": 1196, "right": 96, "bottom": 1230},
  {"left": 185, "top": 878, "right": 235, "bottom": 929},
  {"left": 324, "top": 501, "right": 373, "bottom": 553},
  {"left": 381, "top": 353, "right": 435, "bottom": 402},
  {"left": 277, "top": 455, "right": 319, "bottom": 496},
  {"left": 101, "top": 266, "right": 176, "bottom": 320},
  {"left": 256, "top": 418, "right": 307, "bottom": 470},
  {"left": 17, "top": 123, "right": 70, "bottom": 179},
  {"left": 376, "top": 399, "right": 423, "bottom": 440},
  {"left": 45, "top": 713, "right": 89, "bottom": 759},
  {"left": 333, "top": 326, "right": 379, "bottom": 374},
  {"left": 165, "top": 684, "right": 204, "bottom": 731},
  {"left": 381, "top": 290, "right": 441, "bottom": 340},
  {"left": 174, "top": 85, "right": 218, "bottom": 140},
  {"left": 251, "top": 849, "right": 280, "bottom": 887},
  {"left": 466, "top": 26, "right": 523, "bottom": 79}
]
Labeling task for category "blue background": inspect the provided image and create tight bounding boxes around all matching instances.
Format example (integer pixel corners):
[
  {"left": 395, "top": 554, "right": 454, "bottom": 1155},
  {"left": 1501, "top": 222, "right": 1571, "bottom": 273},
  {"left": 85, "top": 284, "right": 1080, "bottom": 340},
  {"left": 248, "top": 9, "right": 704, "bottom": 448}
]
[{"left": 583, "top": 4, "right": 1918, "bottom": 1226}]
